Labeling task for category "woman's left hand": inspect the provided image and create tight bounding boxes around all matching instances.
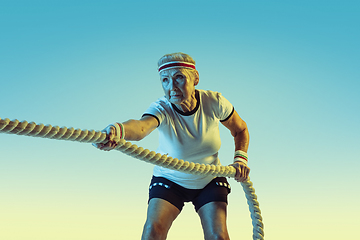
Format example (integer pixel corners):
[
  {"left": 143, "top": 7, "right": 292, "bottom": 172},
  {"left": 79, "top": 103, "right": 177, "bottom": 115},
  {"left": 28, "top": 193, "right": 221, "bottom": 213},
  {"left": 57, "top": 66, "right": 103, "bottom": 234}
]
[{"left": 228, "top": 162, "right": 250, "bottom": 182}]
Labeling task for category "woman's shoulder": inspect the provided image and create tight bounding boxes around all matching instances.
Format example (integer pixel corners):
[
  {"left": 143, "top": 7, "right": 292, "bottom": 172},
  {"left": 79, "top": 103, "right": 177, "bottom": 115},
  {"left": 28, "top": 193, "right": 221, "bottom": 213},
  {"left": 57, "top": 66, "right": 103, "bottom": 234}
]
[
  {"left": 147, "top": 96, "right": 172, "bottom": 113},
  {"left": 153, "top": 96, "right": 168, "bottom": 104},
  {"left": 198, "top": 89, "right": 233, "bottom": 118},
  {"left": 198, "top": 89, "right": 223, "bottom": 101}
]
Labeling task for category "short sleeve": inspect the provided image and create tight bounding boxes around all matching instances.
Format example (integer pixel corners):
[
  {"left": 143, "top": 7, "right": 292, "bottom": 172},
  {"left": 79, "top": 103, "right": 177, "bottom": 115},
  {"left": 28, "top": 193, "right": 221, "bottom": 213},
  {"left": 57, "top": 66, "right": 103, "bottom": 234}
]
[
  {"left": 142, "top": 97, "right": 168, "bottom": 127},
  {"left": 216, "top": 92, "right": 234, "bottom": 122}
]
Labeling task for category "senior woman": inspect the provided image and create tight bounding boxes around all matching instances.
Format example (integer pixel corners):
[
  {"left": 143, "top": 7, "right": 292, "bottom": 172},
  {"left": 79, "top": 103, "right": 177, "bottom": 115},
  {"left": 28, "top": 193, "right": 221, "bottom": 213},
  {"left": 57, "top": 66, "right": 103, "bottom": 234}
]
[{"left": 94, "top": 52, "right": 250, "bottom": 240}]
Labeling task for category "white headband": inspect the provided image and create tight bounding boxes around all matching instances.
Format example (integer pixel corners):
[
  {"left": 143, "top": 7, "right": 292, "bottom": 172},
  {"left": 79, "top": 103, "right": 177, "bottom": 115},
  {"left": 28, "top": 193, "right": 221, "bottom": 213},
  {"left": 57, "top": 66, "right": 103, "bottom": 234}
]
[{"left": 158, "top": 61, "right": 196, "bottom": 73}]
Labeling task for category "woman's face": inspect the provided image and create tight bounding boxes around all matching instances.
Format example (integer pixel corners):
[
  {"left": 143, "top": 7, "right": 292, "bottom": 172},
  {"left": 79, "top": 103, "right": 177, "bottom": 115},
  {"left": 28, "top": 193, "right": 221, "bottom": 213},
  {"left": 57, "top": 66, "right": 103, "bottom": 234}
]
[{"left": 160, "top": 68, "right": 199, "bottom": 106}]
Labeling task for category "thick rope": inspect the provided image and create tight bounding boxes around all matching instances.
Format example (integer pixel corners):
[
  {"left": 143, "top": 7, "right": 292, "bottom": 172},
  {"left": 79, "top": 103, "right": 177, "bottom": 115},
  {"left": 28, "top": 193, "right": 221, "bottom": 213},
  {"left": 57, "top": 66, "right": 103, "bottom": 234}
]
[{"left": 0, "top": 117, "right": 264, "bottom": 239}]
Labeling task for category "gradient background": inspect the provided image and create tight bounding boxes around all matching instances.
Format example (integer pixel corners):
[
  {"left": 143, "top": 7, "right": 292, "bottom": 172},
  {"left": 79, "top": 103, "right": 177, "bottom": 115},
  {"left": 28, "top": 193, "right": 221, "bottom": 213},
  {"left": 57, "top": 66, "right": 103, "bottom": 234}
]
[{"left": 1, "top": 1, "right": 359, "bottom": 239}]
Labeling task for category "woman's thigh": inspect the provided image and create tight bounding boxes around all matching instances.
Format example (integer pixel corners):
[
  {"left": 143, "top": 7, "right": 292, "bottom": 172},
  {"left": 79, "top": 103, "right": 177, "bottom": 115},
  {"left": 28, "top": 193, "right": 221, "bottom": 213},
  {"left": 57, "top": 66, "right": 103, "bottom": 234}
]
[
  {"left": 198, "top": 201, "right": 230, "bottom": 240},
  {"left": 142, "top": 198, "right": 181, "bottom": 240}
]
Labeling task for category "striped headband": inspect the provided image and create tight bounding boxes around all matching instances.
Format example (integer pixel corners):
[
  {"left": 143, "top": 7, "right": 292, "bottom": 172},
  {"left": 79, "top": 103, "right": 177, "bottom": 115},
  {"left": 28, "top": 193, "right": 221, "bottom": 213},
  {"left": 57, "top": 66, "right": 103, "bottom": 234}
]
[{"left": 158, "top": 61, "right": 196, "bottom": 73}]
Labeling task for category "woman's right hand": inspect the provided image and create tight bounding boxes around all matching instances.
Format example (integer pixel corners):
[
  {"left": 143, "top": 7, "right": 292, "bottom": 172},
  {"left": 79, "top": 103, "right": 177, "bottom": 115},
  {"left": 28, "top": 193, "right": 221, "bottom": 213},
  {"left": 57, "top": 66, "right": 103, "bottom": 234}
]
[{"left": 92, "top": 125, "right": 119, "bottom": 151}]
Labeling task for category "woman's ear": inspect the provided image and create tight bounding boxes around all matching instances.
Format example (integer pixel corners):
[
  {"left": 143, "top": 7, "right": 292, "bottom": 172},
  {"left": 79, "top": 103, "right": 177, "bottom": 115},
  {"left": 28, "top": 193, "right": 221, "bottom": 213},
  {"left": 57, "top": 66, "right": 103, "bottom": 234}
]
[{"left": 194, "top": 70, "right": 199, "bottom": 86}]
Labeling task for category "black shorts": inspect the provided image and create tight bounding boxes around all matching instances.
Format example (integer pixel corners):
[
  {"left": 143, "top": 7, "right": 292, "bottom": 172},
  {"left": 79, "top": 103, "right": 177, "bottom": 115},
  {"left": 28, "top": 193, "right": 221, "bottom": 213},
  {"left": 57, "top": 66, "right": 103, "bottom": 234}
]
[{"left": 148, "top": 176, "right": 231, "bottom": 212}]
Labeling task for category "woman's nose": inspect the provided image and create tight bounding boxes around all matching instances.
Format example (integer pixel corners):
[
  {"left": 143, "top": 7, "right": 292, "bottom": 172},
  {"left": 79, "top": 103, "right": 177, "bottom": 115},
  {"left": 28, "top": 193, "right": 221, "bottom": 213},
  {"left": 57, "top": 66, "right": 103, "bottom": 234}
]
[{"left": 169, "top": 79, "right": 177, "bottom": 90}]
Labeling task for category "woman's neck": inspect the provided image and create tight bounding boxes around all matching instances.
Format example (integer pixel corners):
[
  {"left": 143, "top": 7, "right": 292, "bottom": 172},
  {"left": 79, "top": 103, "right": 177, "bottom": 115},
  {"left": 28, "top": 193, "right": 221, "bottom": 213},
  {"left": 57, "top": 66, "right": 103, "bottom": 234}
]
[{"left": 175, "top": 91, "right": 197, "bottom": 113}]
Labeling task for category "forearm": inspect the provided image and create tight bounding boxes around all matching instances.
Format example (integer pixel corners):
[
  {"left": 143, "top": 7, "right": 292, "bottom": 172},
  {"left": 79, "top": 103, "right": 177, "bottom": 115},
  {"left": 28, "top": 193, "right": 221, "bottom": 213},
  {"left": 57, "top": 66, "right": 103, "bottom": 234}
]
[
  {"left": 122, "top": 119, "right": 155, "bottom": 141},
  {"left": 234, "top": 127, "right": 249, "bottom": 153}
]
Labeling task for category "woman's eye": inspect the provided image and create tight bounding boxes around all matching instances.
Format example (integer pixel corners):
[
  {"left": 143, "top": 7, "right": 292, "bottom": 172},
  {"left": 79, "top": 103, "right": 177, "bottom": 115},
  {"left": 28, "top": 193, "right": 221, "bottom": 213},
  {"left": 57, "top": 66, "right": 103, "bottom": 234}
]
[{"left": 162, "top": 78, "right": 168, "bottom": 83}]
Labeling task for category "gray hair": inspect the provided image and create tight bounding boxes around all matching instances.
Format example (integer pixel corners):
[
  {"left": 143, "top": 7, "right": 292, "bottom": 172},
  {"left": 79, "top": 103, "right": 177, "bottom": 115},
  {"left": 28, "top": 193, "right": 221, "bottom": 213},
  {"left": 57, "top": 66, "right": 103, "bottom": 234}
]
[
  {"left": 158, "top": 52, "right": 198, "bottom": 78},
  {"left": 158, "top": 52, "right": 196, "bottom": 67}
]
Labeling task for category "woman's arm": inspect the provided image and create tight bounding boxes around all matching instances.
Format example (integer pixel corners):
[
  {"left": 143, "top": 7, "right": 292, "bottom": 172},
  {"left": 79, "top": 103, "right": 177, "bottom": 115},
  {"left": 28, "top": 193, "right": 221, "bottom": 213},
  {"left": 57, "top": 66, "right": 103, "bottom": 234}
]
[
  {"left": 95, "top": 115, "right": 158, "bottom": 151},
  {"left": 123, "top": 116, "right": 159, "bottom": 141},
  {"left": 221, "top": 110, "right": 249, "bottom": 152},
  {"left": 221, "top": 110, "right": 250, "bottom": 182}
]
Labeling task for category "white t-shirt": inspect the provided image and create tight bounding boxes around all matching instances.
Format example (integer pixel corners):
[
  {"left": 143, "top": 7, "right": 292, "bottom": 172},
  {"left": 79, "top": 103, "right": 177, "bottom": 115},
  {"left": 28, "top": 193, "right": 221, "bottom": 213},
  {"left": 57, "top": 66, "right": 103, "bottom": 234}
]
[{"left": 143, "top": 89, "right": 234, "bottom": 189}]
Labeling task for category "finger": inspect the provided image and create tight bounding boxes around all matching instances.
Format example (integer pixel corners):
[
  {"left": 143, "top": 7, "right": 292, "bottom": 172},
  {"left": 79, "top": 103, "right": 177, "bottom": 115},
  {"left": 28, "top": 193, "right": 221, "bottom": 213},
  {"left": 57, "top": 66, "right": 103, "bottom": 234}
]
[
  {"left": 109, "top": 140, "right": 118, "bottom": 147},
  {"left": 236, "top": 166, "right": 247, "bottom": 182},
  {"left": 240, "top": 167, "right": 250, "bottom": 182},
  {"left": 245, "top": 168, "right": 250, "bottom": 178},
  {"left": 99, "top": 142, "right": 111, "bottom": 150},
  {"left": 235, "top": 166, "right": 241, "bottom": 180},
  {"left": 242, "top": 167, "right": 249, "bottom": 180},
  {"left": 237, "top": 175, "right": 246, "bottom": 182},
  {"left": 245, "top": 166, "right": 250, "bottom": 176},
  {"left": 237, "top": 170, "right": 245, "bottom": 181},
  {"left": 100, "top": 140, "right": 118, "bottom": 151},
  {"left": 108, "top": 126, "right": 117, "bottom": 142}
]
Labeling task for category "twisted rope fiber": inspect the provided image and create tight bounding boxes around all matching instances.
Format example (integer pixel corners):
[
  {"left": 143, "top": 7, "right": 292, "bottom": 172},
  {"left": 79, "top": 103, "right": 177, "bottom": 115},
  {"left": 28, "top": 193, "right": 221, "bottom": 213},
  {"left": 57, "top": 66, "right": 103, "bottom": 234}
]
[{"left": 0, "top": 117, "right": 264, "bottom": 239}]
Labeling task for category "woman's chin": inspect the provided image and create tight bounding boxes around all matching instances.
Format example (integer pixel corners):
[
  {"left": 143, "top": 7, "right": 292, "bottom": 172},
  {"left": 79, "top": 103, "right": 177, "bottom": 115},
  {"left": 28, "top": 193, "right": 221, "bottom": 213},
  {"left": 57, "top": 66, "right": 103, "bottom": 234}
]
[{"left": 169, "top": 97, "right": 183, "bottom": 104}]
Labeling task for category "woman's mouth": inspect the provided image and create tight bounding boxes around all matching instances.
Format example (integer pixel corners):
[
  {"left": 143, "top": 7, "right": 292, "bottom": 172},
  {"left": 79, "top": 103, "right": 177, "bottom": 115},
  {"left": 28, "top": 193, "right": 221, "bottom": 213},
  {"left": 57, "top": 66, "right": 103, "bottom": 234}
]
[{"left": 171, "top": 93, "right": 181, "bottom": 98}]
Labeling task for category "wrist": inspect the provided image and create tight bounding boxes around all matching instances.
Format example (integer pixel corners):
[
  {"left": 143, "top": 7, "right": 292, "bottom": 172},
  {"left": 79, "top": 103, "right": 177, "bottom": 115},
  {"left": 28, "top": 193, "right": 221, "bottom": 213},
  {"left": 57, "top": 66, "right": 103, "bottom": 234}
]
[
  {"left": 234, "top": 150, "right": 248, "bottom": 165},
  {"left": 110, "top": 122, "right": 125, "bottom": 140}
]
